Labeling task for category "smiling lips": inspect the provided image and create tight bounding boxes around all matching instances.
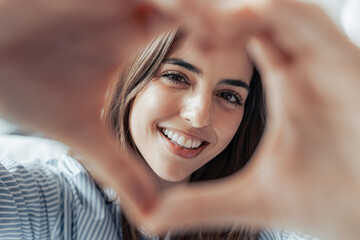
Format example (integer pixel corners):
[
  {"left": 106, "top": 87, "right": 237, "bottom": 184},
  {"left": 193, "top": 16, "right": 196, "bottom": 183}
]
[
  {"left": 162, "top": 128, "right": 203, "bottom": 149},
  {"left": 160, "top": 128, "right": 207, "bottom": 159}
]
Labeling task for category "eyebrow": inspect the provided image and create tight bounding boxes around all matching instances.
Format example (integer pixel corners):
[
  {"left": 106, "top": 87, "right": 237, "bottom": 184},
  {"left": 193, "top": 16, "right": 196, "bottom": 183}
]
[
  {"left": 219, "top": 79, "right": 251, "bottom": 92},
  {"left": 162, "top": 58, "right": 202, "bottom": 75},
  {"left": 162, "top": 58, "right": 250, "bottom": 92}
]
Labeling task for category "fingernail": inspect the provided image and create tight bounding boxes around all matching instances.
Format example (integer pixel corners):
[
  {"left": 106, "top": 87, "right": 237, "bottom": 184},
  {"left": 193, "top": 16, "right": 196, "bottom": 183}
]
[
  {"left": 246, "top": 37, "right": 260, "bottom": 59},
  {"left": 147, "top": 0, "right": 178, "bottom": 11}
]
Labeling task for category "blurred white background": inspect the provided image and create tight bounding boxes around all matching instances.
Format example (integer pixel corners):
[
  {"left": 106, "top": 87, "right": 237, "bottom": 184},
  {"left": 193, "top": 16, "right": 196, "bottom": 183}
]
[
  {"left": 0, "top": 119, "right": 17, "bottom": 134},
  {"left": 0, "top": 0, "right": 359, "bottom": 135},
  {"left": 303, "top": 0, "right": 360, "bottom": 46}
]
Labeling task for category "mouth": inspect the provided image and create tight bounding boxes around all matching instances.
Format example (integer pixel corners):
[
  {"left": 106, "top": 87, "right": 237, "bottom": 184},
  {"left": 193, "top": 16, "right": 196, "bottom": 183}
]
[{"left": 158, "top": 127, "right": 208, "bottom": 159}]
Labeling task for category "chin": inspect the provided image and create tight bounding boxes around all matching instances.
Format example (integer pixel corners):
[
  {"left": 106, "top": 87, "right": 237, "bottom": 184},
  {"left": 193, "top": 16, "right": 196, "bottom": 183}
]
[{"left": 155, "top": 168, "right": 191, "bottom": 183}]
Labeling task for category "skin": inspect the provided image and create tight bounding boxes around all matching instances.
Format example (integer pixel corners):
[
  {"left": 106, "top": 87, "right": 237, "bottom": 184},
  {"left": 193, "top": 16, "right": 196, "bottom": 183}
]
[{"left": 130, "top": 35, "right": 253, "bottom": 184}]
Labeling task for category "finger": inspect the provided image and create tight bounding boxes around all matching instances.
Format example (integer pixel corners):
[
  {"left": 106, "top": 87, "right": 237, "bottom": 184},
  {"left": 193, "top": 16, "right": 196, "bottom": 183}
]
[
  {"left": 105, "top": 2, "right": 177, "bottom": 61},
  {"left": 246, "top": 35, "right": 288, "bottom": 127},
  {"left": 56, "top": 118, "right": 157, "bottom": 217},
  {"left": 247, "top": 34, "right": 291, "bottom": 73},
  {"left": 245, "top": 0, "right": 345, "bottom": 54},
  {"left": 143, "top": 0, "right": 252, "bottom": 52},
  {"left": 142, "top": 171, "right": 270, "bottom": 235}
]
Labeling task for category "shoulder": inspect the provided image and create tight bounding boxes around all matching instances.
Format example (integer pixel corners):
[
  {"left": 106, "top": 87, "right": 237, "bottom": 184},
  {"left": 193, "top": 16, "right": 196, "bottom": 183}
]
[
  {"left": 0, "top": 135, "right": 87, "bottom": 199},
  {"left": 0, "top": 135, "right": 120, "bottom": 239},
  {"left": 260, "top": 228, "right": 283, "bottom": 240},
  {"left": 0, "top": 136, "right": 74, "bottom": 239},
  {"left": 281, "top": 229, "right": 321, "bottom": 240},
  {"left": 0, "top": 135, "right": 74, "bottom": 202},
  {"left": 260, "top": 228, "right": 320, "bottom": 240}
]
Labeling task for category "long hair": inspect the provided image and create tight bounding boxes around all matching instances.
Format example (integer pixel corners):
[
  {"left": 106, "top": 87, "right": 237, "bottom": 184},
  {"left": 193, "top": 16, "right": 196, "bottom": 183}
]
[{"left": 104, "top": 30, "right": 266, "bottom": 240}]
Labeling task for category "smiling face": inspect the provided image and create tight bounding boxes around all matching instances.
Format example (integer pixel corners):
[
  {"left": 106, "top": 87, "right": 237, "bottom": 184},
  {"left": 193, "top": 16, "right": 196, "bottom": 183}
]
[{"left": 129, "top": 34, "right": 253, "bottom": 182}]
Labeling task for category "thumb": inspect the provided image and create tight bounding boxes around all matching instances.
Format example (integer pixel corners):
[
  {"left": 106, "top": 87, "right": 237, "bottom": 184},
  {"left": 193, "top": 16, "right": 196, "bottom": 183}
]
[
  {"left": 142, "top": 170, "right": 270, "bottom": 235},
  {"left": 55, "top": 117, "right": 158, "bottom": 217},
  {"left": 247, "top": 35, "right": 288, "bottom": 127},
  {"left": 247, "top": 34, "right": 291, "bottom": 74}
]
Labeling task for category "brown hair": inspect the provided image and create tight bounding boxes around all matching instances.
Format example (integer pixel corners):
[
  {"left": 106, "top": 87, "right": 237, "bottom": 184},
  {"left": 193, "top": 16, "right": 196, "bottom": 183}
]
[{"left": 104, "top": 30, "right": 266, "bottom": 240}]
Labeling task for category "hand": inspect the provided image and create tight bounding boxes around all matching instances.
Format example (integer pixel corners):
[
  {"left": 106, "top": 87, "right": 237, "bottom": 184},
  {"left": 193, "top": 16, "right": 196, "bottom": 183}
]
[
  {"left": 0, "top": 0, "right": 174, "bottom": 216},
  {"left": 0, "top": 0, "right": 229, "bottom": 223},
  {"left": 142, "top": 1, "right": 360, "bottom": 239}
]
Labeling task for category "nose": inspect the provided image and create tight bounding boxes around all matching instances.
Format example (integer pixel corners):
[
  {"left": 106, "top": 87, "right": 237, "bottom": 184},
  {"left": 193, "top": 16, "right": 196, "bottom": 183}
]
[{"left": 180, "top": 93, "right": 211, "bottom": 128}]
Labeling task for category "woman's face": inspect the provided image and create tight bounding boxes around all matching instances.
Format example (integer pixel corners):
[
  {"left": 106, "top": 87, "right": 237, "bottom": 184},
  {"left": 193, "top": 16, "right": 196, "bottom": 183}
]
[{"left": 129, "top": 35, "right": 253, "bottom": 182}]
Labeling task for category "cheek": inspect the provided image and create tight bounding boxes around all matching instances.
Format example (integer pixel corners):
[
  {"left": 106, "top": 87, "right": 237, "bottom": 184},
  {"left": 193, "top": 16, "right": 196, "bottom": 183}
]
[{"left": 130, "top": 82, "right": 178, "bottom": 133}]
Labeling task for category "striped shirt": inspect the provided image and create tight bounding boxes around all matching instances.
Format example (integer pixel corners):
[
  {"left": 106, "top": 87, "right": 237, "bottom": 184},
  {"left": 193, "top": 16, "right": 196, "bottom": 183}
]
[{"left": 0, "top": 135, "right": 318, "bottom": 240}]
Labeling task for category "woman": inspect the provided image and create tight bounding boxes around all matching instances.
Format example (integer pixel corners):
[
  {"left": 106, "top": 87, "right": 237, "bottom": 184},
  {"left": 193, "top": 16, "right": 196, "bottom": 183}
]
[{"left": 104, "top": 29, "right": 267, "bottom": 239}]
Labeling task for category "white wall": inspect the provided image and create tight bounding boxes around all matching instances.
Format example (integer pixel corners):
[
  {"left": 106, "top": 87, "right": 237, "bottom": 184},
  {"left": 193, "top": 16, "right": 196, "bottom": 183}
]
[
  {"left": 301, "top": 0, "right": 346, "bottom": 26},
  {"left": 301, "top": 0, "right": 360, "bottom": 47}
]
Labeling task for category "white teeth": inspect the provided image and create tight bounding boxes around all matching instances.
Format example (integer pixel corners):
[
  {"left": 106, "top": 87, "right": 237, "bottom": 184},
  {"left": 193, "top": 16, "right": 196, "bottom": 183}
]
[
  {"left": 177, "top": 136, "right": 185, "bottom": 146},
  {"left": 185, "top": 139, "right": 192, "bottom": 148},
  {"left": 192, "top": 140, "right": 200, "bottom": 148},
  {"left": 162, "top": 128, "right": 203, "bottom": 149},
  {"left": 172, "top": 133, "right": 179, "bottom": 141},
  {"left": 168, "top": 130, "right": 173, "bottom": 138}
]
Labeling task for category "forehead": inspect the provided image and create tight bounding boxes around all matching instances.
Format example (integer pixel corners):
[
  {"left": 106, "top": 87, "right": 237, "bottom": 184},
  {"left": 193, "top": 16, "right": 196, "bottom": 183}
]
[{"left": 166, "top": 33, "right": 253, "bottom": 84}]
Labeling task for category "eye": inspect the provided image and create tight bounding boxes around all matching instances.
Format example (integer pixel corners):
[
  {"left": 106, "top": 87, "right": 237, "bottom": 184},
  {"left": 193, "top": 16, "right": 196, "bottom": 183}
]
[
  {"left": 216, "top": 90, "right": 243, "bottom": 107},
  {"left": 161, "top": 71, "right": 189, "bottom": 85}
]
